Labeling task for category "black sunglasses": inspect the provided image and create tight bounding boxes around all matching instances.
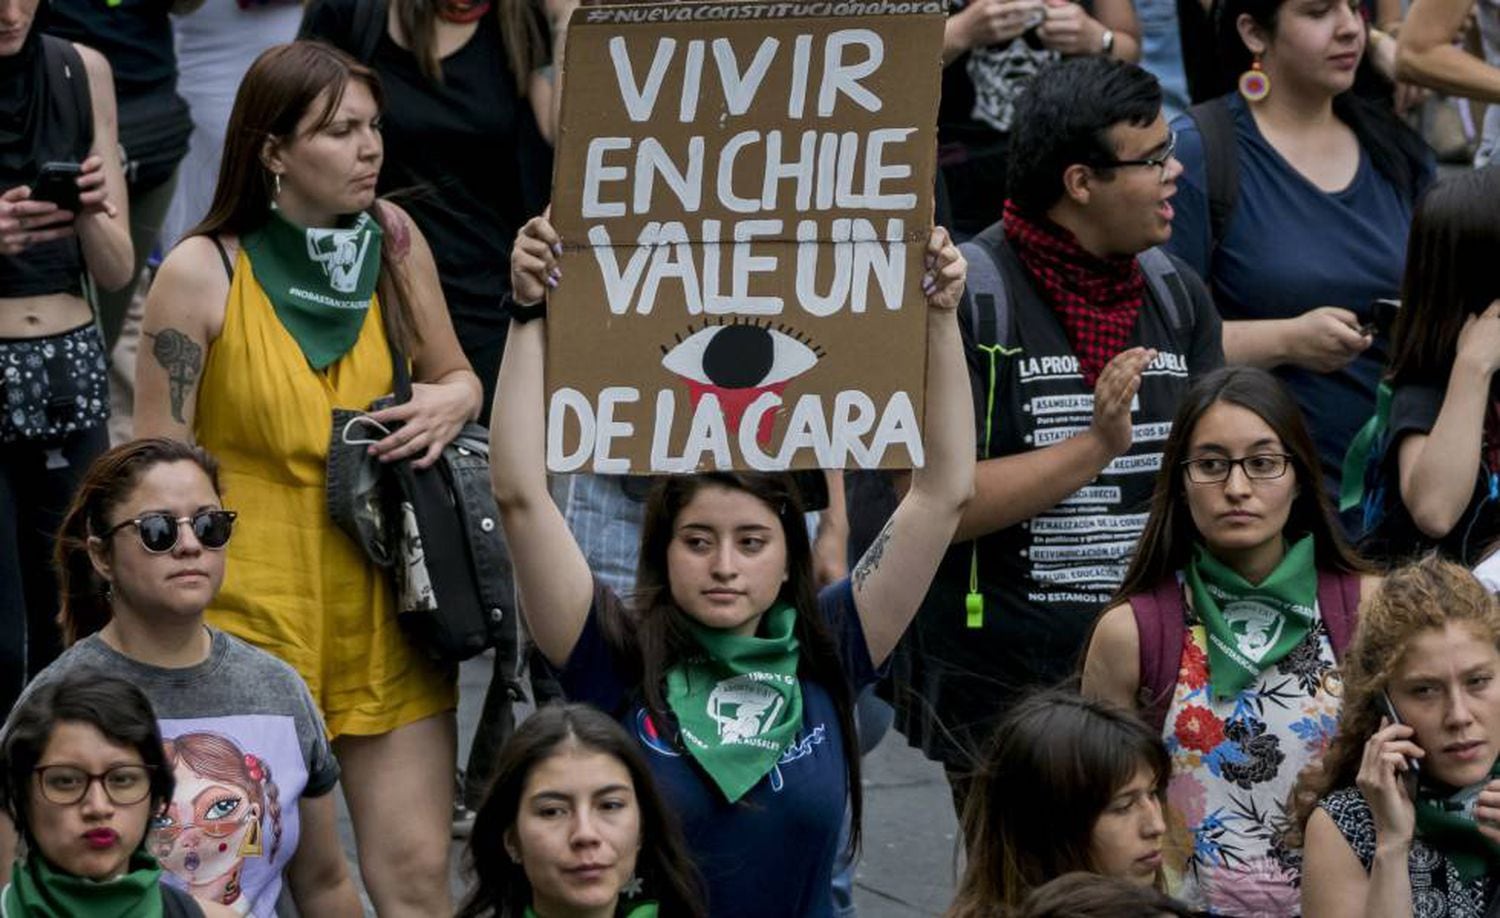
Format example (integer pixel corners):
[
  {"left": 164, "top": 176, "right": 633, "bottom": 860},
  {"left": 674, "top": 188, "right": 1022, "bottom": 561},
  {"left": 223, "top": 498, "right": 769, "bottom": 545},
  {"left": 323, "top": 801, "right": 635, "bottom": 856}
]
[{"left": 100, "top": 510, "right": 238, "bottom": 553}]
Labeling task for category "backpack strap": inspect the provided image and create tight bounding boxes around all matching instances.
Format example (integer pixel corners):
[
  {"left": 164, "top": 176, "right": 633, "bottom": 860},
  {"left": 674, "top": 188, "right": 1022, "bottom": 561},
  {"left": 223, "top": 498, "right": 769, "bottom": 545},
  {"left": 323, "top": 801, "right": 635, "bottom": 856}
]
[
  {"left": 1130, "top": 577, "right": 1188, "bottom": 734},
  {"left": 1136, "top": 247, "right": 1191, "bottom": 333},
  {"left": 956, "top": 225, "right": 1017, "bottom": 630},
  {"left": 39, "top": 36, "right": 94, "bottom": 159},
  {"left": 959, "top": 234, "right": 1012, "bottom": 351},
  {"left": 1317, "top": 569, "right": 1363, "bottom": 661},
  {"left": 1185, "top": 96, "right": 1239, "bottom": 254}
]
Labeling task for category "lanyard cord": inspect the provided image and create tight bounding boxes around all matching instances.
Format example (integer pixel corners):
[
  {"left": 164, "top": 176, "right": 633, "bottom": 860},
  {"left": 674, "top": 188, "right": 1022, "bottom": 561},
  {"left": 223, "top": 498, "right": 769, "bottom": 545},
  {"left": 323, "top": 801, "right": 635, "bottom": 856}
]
[{"left": 967, "top": 345, "right": 1008, "bottom": 628}]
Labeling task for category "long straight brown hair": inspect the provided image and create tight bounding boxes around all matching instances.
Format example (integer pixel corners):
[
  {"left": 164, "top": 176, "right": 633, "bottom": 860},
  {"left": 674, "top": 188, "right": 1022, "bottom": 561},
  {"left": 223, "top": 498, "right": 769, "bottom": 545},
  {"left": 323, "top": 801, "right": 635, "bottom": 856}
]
[
  {"left": 393, "top": 0, "right": 542, "bottom": 93},
  {"left": 1112, "top": 366, "right": 1368, "bottom": 606},
  {"left": 188, "top": 40, "right": 422, "bottom": 354}
]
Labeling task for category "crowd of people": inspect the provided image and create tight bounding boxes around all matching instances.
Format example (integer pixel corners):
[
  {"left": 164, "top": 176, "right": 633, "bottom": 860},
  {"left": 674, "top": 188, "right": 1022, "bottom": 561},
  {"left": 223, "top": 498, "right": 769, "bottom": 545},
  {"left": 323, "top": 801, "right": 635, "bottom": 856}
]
[{"left": 6, "top": 0, "right": 1500, "bottom": 916}]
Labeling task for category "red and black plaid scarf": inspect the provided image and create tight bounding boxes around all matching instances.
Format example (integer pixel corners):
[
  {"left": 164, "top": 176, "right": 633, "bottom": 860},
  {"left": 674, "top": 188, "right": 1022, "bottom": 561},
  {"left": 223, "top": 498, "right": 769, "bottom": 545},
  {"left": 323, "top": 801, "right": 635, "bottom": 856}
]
[{"left": 1002, "top": 199, "right": 1146, "bottom": 388}]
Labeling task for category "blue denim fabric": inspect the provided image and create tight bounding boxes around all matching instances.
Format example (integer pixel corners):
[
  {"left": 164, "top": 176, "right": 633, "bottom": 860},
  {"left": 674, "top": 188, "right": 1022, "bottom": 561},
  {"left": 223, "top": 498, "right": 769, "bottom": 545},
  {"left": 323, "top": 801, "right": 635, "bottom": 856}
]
[
  {"left": 1137, "top": 0, "right": 1191, "bottom": 122},
  {"left": 550, "top": 473, "right": 648, "bottom": 596}
]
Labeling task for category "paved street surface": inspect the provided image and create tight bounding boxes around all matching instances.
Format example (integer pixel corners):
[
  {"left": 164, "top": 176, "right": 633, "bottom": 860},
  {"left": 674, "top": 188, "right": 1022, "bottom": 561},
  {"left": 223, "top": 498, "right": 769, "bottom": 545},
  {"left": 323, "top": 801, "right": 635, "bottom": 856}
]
[{"left": 331, "top": 652, "right": 959, "bottom": 916}]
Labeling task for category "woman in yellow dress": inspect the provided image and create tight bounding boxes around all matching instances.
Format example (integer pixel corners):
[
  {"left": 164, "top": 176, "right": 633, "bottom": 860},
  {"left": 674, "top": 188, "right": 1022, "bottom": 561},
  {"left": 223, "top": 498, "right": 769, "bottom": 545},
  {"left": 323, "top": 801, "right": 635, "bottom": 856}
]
[{"left": 133, "top": 41, "right": 481, "bottom": 917}]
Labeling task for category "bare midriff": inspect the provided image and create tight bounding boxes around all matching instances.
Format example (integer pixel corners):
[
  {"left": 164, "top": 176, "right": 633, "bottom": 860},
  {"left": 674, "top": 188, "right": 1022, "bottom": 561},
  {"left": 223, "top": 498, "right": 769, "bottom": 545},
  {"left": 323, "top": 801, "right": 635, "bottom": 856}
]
[{"left": 0, "top": 292, "right": 93, "bottom": 338}]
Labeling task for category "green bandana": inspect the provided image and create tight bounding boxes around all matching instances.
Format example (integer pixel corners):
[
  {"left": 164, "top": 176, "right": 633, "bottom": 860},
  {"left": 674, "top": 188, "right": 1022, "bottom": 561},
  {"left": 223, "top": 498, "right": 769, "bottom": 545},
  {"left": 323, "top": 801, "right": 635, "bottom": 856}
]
[
  {"left": 664, "top": 602, "right": 803, "bottom": 803},
  {"left": 1185, "top": 535, "right": 1319, "bottom": 700},
  {"left": 1, "top": 850, "right": 164, "bottom": 918},
  {"left": 1415, "top": 762, "right": 1500, "bottom": 882},
  {"left": 242, "top": 206, "right": 382, "bottom": 370},
  {"left": 524, "top": 902, "right": 659, "bottom": 918}
]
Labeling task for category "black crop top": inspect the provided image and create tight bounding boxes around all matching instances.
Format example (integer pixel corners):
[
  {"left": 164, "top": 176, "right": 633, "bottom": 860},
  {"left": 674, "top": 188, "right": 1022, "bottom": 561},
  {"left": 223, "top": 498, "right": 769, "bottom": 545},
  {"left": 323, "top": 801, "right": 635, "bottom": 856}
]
[{"left": 0, "top": 35, "right": 93, "bottom": 299}]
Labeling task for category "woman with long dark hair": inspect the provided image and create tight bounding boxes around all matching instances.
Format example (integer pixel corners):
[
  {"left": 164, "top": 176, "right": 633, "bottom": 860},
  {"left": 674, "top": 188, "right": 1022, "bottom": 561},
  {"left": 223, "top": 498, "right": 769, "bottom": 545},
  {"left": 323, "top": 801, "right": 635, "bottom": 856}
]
[
  {"left": 1360, "top": 168, "right": 1500, "bottom": 567},
  {"left": 0, "top": 438, "right": 360, "bottom": 916},
  {"left": 0, "top": 0, "right": 132, "bottom": 715},
  {"left": 132, "top": 41, "right": 480, "bottom": 915},
  {"left": 1083, "top": 366, "right": 1377, "bottom": 912},
  {"left": 1164, "top": 0, "right": 1432, "bottom": 516},
  {"left": 946, "top": 692, "right": 1171, "bottom": 917},
  {"left": 489, "top": 215, "right": 973, "bottom": 917},
  {"left": 1296, "top": 556, "right": 1500, "bottom": 917},
  {"left": 458, "top": 703, "right": 705, "bottom": 918}
]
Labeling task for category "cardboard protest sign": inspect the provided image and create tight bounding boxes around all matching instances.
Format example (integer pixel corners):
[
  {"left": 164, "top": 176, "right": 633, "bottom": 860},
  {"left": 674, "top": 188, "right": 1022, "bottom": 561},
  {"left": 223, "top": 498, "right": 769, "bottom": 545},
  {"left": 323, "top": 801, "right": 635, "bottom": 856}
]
[{"left": 547, "top": 0, "right": 945, "bottom": 473}]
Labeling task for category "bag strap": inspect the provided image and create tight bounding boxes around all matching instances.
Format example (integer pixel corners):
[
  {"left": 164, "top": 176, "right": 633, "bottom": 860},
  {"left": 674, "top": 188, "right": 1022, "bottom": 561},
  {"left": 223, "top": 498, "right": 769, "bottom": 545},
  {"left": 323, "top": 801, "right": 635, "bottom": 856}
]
[
  {"left": 1185, "top": 96, "right": 1239, "bottom": 254},
  {"left": 1317, "top": 569, "right": 1363, "bottom": 661},
  {"left": 1137, "top": 247, "right": 1191, "bottom": 333},
  {"left": 40, "top": 36, "right": 94, "bottom": 158},
  {"left": 1131, "top": 578, "right": 1188, "bottom": 734},
  {"left": 378, "top": 275, "right": 413, "bottom": 405},
  {"left": 959, "top": 231, "right": 1013, "bottom": 350}
]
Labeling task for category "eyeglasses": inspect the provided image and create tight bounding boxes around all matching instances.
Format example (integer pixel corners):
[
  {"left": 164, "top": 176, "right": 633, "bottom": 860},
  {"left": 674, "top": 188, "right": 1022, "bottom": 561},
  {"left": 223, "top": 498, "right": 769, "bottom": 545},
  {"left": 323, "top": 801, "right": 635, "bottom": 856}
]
[
  {"left": 1093, "top": 129, "right": 1178, "bottom": 183},
  {"left": 150, "top": 809, "right": 252, "bottom": 842},
  {"left": 1181, "top": 453, "right": 1293, "bottom": 484},
  {"left": 34, "top": 764, "right": 154, "bottom": 806},
  {"left": 101, "top": 510, "right": 237, "bottom": 553}
]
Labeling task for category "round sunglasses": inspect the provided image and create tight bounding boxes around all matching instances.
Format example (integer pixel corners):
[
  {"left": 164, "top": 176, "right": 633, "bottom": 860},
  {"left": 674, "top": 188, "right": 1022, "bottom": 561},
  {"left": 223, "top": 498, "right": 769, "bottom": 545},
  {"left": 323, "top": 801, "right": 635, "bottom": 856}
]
[{"left": 100, "top": 510, "right": 238, "bottom": 553}]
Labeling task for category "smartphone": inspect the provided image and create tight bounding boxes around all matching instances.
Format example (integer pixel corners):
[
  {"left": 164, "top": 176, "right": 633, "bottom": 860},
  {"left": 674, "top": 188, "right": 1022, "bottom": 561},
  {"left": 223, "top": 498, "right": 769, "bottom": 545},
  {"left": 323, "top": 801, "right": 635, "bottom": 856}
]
[
  {"left": 30, "top": 162, "right": 82, "bottom": 213},
  {"left": 1378, "top": 690, "right": 1421, "bottom": 796},
  {"left": 1360, "top": 298, "right": 1401, "bottom": 338}
]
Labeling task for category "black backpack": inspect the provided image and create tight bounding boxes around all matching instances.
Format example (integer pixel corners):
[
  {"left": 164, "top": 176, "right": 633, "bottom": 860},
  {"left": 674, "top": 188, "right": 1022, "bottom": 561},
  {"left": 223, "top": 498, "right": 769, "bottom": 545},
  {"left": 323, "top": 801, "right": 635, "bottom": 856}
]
[{"left": 1185, "top": 95, "right": 1240, "bottom": 256}]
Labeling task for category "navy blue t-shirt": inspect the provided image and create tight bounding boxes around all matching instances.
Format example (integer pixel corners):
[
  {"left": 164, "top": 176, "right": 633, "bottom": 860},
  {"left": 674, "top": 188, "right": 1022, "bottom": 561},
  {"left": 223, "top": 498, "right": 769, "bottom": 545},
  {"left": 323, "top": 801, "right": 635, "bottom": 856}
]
[
  {"left": 1165, "top": 93, "right": 1423, "bottom": 499},
  {"left": 561, "top": 579, "right": 876, "bottom": 918}
]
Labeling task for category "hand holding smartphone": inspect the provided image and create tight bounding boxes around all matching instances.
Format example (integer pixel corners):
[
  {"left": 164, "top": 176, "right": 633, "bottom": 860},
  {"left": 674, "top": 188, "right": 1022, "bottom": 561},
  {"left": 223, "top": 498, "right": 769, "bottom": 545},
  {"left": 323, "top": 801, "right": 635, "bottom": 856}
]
[
  {"left": 29, "top": 162, "right": 82, "bottom": 214},
  {"left": 1359, "top": 298, "right": 1401, "bottom": 339},
  {"left": 1378, "top": 690, "right": 1420, "bottom": 798}
]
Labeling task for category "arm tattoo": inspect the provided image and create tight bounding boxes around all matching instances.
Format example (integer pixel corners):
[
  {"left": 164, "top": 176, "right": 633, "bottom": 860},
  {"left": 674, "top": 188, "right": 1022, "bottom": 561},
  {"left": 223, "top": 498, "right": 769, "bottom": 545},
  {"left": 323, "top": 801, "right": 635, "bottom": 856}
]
[
  {"left": 852, "top": 517, "right": 894, "bottom": 592},
  {"left": 145, "top": 328, "right": 203, "bottom": 425}
]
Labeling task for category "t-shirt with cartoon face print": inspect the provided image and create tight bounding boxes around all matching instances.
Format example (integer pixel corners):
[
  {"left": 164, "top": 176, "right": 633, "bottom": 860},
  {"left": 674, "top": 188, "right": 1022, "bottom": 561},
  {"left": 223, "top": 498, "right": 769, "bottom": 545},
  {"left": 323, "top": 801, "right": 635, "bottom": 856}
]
[{"left": 16, "top": 630, "right": 339, "bottom": 917}]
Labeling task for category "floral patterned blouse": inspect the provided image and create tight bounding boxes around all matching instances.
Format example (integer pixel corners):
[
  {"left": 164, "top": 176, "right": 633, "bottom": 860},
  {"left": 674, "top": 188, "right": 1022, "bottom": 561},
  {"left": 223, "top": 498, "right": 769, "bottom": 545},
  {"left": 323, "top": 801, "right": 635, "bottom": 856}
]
[{"left": 1163, "top": 607, "right": 1342, "bottom": 916}]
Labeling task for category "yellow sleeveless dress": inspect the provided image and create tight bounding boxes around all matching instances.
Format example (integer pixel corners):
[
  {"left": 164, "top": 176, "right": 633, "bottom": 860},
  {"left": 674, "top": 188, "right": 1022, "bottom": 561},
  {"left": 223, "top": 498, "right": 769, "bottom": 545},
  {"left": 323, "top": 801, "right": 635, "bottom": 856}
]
[{"left": 195, "top": 249, "right": 455, "bottom": 738}]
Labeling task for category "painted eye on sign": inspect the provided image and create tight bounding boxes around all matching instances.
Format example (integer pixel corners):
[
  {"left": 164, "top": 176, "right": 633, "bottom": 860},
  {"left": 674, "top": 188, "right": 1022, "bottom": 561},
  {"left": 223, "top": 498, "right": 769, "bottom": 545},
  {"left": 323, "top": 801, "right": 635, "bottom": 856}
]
[{"left": 545, "top": 0, "right": 946, "bottom": 473}]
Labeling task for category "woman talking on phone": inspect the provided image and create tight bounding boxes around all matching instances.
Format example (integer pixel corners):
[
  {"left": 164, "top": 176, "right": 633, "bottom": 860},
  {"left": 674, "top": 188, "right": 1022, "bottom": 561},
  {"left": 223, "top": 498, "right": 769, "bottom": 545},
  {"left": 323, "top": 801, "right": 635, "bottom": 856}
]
[
  {"left": 1297, "top": 555, "right": 1500, "bottom": 917},
  {"left": 0, "top": 0, "right": 132, "bottom": 715}
]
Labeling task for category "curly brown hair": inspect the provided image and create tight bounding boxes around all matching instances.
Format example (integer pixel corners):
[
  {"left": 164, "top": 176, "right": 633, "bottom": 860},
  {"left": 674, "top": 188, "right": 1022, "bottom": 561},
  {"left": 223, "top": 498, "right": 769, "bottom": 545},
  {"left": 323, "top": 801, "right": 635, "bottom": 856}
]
[{"left": 1287, "top": 554, "right": 1500, "bottom": 847}]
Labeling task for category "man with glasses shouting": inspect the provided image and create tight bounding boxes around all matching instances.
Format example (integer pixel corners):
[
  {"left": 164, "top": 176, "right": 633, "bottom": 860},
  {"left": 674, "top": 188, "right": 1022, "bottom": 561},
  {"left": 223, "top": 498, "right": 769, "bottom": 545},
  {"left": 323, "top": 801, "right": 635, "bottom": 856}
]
[{"left": 885, "top": 56, "right": 1223, "bottom": 828}]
